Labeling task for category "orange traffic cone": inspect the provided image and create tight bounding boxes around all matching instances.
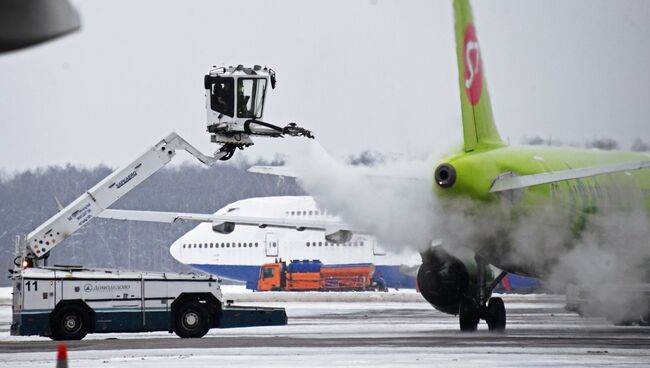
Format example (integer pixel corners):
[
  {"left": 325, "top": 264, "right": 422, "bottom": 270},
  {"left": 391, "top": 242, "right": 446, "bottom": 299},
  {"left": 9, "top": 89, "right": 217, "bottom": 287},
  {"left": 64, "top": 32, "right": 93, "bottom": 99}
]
[{"left": 56, "top": 344, "right": 68, "bottom": 368}]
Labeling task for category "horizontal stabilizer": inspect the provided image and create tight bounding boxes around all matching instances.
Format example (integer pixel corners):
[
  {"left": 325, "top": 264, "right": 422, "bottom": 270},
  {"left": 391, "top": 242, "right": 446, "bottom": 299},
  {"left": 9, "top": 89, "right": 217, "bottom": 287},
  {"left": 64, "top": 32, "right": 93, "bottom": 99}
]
[{"left": 490, "top": 160, "right": 650, "bottom": 193}]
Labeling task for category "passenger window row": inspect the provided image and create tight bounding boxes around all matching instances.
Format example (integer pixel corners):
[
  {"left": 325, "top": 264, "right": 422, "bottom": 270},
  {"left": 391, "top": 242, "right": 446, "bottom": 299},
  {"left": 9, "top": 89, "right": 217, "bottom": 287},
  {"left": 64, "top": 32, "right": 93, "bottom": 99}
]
[
  {"left": 182, "top": 242, "right": 259, "bottom": 249},
  {"left": 305, "top": 241, "right": 364, "bottom": 247},
  {"left": 285, "top": 209, "right": 327, "bottom": 216}
]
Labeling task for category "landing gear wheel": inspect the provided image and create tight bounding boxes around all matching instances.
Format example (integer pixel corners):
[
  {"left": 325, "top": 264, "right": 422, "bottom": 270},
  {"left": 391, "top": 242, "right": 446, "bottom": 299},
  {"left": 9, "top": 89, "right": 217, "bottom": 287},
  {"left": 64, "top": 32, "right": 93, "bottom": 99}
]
[
  {"left": 174, "top": 301, "right": 210, "bottom": 338},
  {"left": 50, "top": 304, "right": 89, "bottom": 341},
  {"left": 459, "top": 298, "right": 480, "bottom": 332},
  {"left": 486, "top": 297, "right": 506, "bottom": 332}
]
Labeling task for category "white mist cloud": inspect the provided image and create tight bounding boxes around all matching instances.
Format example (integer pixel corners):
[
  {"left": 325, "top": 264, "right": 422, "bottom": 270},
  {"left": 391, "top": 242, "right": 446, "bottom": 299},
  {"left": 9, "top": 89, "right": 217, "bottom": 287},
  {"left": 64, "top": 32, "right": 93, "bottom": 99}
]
[
  {"left": 286, "top": 141, "right": 650, "bottom": 323},
  {"left": 433, "top": 191, "right": 650, "bottom": 324},
  {"left": 285, "top": 140, "right": 439, "bottom": 251},
  {"left": 547, "top": 209, "right": 650, "bottom": 324}
]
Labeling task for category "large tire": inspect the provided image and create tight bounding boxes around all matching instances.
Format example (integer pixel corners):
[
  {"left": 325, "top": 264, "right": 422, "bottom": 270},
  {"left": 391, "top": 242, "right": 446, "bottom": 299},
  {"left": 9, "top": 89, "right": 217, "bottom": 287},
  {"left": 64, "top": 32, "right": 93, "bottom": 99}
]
[
  {"left": 459, "top": 298, "right": 480, "bottom": 332},
  {"left": 486, "top": 297, "right": 506, "bottom": 332},
  {"left": 174, "top": 301, "right": 210, "bottom": 338},
  {"left": 50, "top": 304, "right": 90, "bottom": 341}
]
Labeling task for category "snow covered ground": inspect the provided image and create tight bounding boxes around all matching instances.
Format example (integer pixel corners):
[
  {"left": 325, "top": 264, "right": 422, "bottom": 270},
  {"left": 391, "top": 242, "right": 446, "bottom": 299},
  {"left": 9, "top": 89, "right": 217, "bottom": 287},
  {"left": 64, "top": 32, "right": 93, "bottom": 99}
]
[
  {"left": 4, "top": 346, "right": 649, "bottom": 368},
  {"left": 2, "top": 287, "right": 649, "bottom": 367},
  {"left": 0, "top": 287, "right": 10, "bottom": 303}
]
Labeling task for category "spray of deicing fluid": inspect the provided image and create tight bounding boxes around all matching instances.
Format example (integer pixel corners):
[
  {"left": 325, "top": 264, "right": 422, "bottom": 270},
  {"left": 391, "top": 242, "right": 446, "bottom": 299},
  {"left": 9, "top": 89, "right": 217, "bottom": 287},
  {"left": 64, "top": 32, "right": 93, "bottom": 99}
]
[{"left": 286, "top": 140, "right": 650, "bottom": 323}]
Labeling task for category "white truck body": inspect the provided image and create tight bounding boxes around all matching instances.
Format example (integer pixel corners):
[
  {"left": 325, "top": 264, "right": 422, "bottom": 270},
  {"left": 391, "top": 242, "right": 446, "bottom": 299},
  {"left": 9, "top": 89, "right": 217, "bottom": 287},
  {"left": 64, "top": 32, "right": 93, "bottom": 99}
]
[{"left": 11, "top": 266, "right": 225, "bottom": 339}]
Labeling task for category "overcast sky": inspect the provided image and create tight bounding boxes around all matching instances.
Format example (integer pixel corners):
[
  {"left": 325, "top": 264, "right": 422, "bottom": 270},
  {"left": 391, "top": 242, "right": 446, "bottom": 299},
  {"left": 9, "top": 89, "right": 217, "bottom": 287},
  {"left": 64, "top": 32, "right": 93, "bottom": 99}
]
[{"left": 1, "top": 0, "right": 649, "bottom": 172}]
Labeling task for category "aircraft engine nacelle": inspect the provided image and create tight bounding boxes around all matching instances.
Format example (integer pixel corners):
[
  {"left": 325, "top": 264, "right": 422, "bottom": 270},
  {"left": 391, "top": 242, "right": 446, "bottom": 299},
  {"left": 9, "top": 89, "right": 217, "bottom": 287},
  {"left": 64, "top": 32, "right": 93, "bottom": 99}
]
[
  {"left": 434, "top": 163, "right": 457, "bottom": 188},
  {"left": 417, "top": 246, "right": 470, "bottom": 315},
  {"left": 212, "top": 222, "right": 235, "bottom": 234},
  {"left": 324, "top": 229, "right": 353, "bottom": 244}
]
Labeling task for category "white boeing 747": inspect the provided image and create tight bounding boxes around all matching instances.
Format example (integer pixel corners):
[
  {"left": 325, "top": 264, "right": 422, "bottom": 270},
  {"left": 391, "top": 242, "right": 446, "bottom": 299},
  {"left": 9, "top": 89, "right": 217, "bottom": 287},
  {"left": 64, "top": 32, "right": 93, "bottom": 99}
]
[{"left": 168, "top": 196, "right": 419, "bottom": 289}]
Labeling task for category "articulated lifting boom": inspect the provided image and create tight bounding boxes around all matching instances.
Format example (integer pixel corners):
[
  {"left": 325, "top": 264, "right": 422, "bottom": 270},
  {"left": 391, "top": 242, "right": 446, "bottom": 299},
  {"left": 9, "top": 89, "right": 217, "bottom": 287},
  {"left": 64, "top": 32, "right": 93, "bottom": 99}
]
[
  {"left": 24, "top": 132, "right": 226, "bottom": 263},
  {"left": 10, "top": 65, "right": 306, "bottom": 341},
  {"left": 21, "top": 64, "right": 314, "bottom": 266}
]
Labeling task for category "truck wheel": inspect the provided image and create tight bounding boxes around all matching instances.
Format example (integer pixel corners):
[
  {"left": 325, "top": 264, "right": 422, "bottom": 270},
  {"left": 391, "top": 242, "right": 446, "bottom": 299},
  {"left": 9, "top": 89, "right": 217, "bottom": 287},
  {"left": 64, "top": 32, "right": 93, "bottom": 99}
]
[
  {"left": 50, "top": 304, "right": 89, "bottom": 340},
  {"left": 174, "top": 301, "right": 210, "bottom": 338}
]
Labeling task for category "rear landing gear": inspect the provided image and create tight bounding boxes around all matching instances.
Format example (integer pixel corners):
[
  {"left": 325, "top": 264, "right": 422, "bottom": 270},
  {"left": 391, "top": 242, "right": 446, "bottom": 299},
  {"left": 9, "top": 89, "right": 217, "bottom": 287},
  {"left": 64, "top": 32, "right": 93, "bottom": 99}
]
[{"left": 458, "top": 255, "right": 508, "bottom": 332}]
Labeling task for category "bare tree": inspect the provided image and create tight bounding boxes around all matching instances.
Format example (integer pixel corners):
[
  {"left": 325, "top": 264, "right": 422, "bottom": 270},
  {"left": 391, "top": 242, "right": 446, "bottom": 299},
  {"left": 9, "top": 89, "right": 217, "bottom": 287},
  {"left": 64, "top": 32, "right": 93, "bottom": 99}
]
[
  {"left": 347, "top": 150, "right": 385, "bottom": 166},
  {"left": 586, "top": 138, "right": 620, "bottom": 151},
  {"left": 0, "top": 163, "right": 303, "bottom": 286}
]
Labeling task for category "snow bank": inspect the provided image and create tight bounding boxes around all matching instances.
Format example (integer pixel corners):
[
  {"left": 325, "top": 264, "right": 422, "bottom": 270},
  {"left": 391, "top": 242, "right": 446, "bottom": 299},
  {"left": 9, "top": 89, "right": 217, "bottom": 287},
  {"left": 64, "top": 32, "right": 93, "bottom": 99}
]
[
  {"left": 221, "top": 288, "right": 425, "bottom": 303},
  {"left": 2, "top": 285, "right": 561, "bottom": 304},
  {"left": 0, "top": 287, "right": 10, "bottom": 305},
  {"left": 218, "top": 285, "right": 564, "bottom": 303},
  {"left": 1, "top": 284, "right": 424, "bottom": 305},
  {"left": 1, "top": 284, "right": 424, "bottom": 304}
]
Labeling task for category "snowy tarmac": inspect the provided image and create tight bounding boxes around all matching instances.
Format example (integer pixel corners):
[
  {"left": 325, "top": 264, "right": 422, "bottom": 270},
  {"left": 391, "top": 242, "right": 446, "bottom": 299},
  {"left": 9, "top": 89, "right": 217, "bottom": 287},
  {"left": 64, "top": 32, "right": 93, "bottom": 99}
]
[{"left": 1, "top": 287, "right": 650, "bottom": 367}]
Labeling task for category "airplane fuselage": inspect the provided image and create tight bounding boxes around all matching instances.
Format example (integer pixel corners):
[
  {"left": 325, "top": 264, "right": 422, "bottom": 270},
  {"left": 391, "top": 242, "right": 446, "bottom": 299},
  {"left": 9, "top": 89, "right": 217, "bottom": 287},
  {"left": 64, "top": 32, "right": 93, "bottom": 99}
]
[{"left": 435, "top": 144, "right": 650, "bottom": 277}]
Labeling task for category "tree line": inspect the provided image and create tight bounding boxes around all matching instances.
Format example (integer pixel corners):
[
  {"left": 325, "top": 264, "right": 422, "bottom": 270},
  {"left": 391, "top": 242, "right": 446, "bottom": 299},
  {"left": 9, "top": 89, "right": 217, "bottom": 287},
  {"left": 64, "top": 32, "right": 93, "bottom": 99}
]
[{"left": 0, "top": 162, "right": 302, "bottom": 286}]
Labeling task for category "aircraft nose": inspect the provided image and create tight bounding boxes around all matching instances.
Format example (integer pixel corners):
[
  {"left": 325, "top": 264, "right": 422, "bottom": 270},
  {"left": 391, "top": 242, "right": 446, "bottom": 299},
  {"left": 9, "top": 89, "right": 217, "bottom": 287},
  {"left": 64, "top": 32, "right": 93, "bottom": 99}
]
[{"left": 169, "top": 238, "right": 183, "bottom": 262}]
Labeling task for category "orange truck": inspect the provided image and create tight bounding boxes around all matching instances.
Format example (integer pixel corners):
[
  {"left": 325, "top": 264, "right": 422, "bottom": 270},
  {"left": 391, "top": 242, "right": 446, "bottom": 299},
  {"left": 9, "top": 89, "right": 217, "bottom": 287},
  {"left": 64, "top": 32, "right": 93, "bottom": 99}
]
[{"left": 256, "top": 259, "right": 382, "bottom": 291}]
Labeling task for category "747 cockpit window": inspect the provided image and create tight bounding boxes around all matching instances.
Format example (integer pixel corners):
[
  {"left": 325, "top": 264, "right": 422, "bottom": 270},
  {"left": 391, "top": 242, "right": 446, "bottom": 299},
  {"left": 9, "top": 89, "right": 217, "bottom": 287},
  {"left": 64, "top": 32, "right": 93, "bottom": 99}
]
[{"left": 237, "top": 78, "right": 267, "bottom": 119}]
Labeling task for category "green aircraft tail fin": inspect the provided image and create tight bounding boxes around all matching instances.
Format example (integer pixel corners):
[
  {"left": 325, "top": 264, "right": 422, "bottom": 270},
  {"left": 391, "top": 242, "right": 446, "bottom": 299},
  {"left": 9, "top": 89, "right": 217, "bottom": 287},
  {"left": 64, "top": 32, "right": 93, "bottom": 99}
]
[{"left": 453, "top": 0, "right": 504, "bottom": 152}]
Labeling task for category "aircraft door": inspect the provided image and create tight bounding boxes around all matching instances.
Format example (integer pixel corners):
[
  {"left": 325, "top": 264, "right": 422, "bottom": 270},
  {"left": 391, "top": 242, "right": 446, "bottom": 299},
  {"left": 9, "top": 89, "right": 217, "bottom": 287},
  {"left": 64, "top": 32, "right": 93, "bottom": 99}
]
[
  {"left": 265, "top": 233, "right": 279, "bottom": 257},
  {"left": 372, "top": 239, "right": 386, "bottom": 256}
]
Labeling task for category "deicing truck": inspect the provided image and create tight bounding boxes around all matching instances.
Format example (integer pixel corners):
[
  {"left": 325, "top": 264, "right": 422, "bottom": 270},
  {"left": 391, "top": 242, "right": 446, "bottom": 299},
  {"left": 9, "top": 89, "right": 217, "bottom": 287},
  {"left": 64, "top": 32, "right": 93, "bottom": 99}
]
[{"left": 11, "top": 65, "right": 314, "bottom": 340}]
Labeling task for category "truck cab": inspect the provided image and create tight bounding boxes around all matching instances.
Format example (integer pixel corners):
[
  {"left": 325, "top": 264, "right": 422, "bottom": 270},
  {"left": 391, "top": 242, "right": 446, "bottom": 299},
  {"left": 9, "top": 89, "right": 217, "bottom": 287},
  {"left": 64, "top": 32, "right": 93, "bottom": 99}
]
[{"left": 257, "top": 260, "right": 286, "bottom": 291}]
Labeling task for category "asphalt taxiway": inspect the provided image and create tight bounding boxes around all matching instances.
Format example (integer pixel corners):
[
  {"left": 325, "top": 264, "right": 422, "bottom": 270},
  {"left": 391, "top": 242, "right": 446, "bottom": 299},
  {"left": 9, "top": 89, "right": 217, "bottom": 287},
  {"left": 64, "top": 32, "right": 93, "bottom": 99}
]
[{"left": 1, "top": 292, "right": 649, "bottom": 367}]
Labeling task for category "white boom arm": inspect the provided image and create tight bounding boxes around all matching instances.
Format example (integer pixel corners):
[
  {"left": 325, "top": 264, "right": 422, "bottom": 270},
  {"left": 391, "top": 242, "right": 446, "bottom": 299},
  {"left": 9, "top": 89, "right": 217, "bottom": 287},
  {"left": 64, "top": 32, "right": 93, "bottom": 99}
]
[{"left": 26, "top": 132, "right": 226, "bottom": 259}]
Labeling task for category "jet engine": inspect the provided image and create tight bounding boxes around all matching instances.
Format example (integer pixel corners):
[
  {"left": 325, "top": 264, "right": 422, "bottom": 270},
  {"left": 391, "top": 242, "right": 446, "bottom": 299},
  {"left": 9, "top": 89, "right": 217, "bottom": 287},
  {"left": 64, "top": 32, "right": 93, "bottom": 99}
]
[
  {"left": 417, "top": 246, "right": 470, "bottom": 315},
  {"left": 212, "top": 222, "right": 235, "bottom": 234}
]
